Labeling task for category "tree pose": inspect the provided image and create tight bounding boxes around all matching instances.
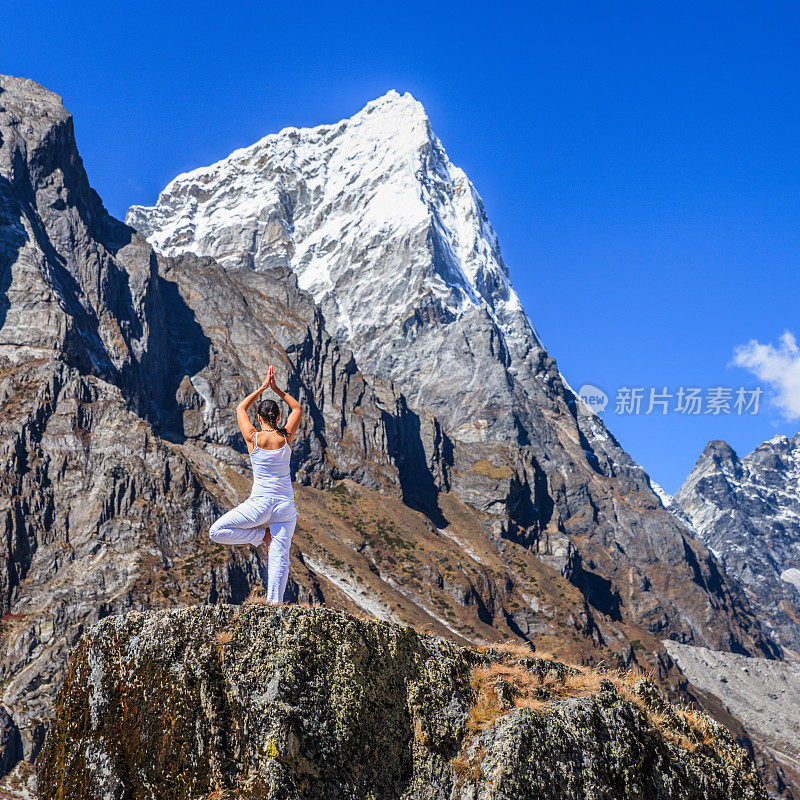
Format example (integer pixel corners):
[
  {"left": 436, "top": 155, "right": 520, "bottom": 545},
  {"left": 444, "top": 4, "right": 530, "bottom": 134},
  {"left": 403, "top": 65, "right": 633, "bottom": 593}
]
[{"left": 209, "top": 365, "right": 303, "bottom": 604}]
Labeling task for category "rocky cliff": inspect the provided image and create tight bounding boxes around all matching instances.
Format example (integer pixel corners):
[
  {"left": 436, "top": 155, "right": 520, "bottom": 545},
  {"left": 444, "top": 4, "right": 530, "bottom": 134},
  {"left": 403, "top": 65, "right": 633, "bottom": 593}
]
[
  {"left": 671, "top": 434, "right": 800, "bottom": 653},
  {"left": 37, "top": 604, "right": 765, "bottom": 800},
  {"left": 0, "top": 77, "right": 169, "bottom": 418}
]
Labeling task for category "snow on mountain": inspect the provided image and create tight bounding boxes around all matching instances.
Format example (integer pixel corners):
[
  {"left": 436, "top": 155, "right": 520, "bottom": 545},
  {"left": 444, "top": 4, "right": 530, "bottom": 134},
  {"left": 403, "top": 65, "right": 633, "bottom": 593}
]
[
  {"left": 131, "top": 91, "right": 537, "bottom": 337},
  {"left": 673, "top": 433, "right": 800, "bottom": 652},
  {"left": 649, "top": 481, "right": 673, "bottom": 508},
  {"left": 127, "top": 90, "right": 545, "bottom": 440}
]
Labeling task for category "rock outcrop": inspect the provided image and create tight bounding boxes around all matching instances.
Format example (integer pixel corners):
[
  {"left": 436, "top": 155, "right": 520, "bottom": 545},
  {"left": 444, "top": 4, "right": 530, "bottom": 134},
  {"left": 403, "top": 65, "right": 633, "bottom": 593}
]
[
  {"left": 38, "top": 604, "right": 765, "bottom": 800},
  {"left": 671, "top": 434, "right": 800, "bottom": 653}
]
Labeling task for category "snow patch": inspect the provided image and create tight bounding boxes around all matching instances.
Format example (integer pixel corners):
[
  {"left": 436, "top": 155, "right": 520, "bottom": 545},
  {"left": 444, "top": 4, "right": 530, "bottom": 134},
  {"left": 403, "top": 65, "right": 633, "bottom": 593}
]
[
  {"left": 650, "top": 481, "right": 673, "bottom": 508},
  {"left": 780, "top": 568, "right": 800, "bottom": 593},
  {"left": 302, "top": 554, "right": 398, "bottom": 622}
]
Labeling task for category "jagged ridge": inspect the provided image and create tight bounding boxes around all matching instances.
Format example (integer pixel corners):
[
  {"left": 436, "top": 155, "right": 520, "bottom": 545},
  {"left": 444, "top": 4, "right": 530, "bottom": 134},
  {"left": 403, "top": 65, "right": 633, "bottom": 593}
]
[{"left": 672, "top": 433, "right": 800, "bottom": 652}]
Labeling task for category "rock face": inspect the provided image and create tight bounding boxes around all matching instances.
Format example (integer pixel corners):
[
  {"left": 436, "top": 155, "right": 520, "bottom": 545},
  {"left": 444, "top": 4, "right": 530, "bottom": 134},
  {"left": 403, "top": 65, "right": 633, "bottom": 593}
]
[
  {"left": 38, "top": 604, "right": 765, "bottom": 800},
  {"left": 672, "top": 435, "right": 800, "bottom": 652},
  {"left": 126, "top": 89, "right": 776, "bottom": 659},
  {"left": 0, "top": 74, "right": 213, "bottom": 771},
  {"left": 0, "top": 77, "right": 170, "bottom": 418}
]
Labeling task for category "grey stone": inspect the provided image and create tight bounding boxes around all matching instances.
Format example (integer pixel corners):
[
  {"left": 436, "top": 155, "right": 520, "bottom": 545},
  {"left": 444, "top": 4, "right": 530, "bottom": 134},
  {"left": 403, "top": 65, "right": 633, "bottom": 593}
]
[
  {"left": 37, "top": 604, "right": 766, "bottom": 800},
  {"left": 664, "top": 642, "right": 800, "bottom": 780}
]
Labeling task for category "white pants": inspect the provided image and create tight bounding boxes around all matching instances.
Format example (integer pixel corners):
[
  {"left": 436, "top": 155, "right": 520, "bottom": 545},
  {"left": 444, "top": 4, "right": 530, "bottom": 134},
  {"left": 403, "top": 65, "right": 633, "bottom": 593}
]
[{"left": 209, "top": 496, "right": 297, "bottom": 605}]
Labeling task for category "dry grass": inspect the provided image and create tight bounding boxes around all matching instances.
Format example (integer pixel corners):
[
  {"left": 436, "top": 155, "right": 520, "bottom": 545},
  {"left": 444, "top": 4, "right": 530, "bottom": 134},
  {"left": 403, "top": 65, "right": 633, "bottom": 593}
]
[
  {"left": 214, "top": 629, "right": 234, "bottom": 655},
  {"left": 413, "top": 720, "right": 429, "bottom": 747},
  {"left": 243, "top": 589, "right": 268, "bottom": 605},
  {"left": 466, "top": 643, "right": 718, "bottom": 755},
  {"left": 467, "top": 661, "right": 550, "bottom": 731},
  {"left": 205, "top": 790, "right": 234, "bottom": 800},
  {"left": 450, "top": 743, "right": 485, "bottom": 789},
  {"left": 477, "top": 639, "right": 538, "bottom": 660},
  {"left": 0, "top": 612, "right": 30, "bottom": 644},
  {"left": 451, "top": 753, "right": 482, "bottom": 781}
]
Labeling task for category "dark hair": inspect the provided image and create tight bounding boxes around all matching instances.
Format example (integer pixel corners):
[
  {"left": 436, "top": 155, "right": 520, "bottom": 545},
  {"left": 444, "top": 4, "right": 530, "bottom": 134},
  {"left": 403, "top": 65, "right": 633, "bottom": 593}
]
[{"left": 257, "top": 399, "right": 289, "bottom": 436}]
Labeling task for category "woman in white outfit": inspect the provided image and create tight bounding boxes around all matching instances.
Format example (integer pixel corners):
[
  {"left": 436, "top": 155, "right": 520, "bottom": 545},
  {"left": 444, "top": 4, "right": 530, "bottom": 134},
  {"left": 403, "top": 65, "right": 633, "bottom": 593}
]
[{"left": 209, "top": 365, "right": 303, "bottom": 605}]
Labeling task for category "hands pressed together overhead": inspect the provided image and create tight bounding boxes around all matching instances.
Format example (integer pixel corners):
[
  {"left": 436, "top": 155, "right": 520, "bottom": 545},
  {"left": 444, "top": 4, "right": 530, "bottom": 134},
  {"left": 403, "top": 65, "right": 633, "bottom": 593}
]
[
  {"left": 238, "top": 364, "right": 301, "bottom": 441},
  {"left": 260, "top": 365, "right": 279, "bottom": 393}
]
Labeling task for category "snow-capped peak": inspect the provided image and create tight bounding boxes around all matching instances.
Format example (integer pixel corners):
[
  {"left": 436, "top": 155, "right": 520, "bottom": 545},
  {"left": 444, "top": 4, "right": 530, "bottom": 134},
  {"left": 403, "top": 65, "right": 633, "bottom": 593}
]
[
  {"left": 359, "top": 88, "right": 428, "bottom": 117},
  {"left": 151, "top": 90, "right": 430, "bottom": 214},
  {"left": 126, "top": 91, "right": 544, "bottom": 435}
]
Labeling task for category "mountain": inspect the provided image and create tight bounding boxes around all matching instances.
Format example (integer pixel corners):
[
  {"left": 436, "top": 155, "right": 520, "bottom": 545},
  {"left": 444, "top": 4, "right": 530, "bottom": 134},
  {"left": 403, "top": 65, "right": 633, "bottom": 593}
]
[
  {"left": 38, "top": 604, "right": 766, "bottom": 800},
  {"left": 127, "top": 91, "right": 543, "bottom": 443},
  {"left": 0, "top": 75, "right": 788, "bottom": 795},
  {"left": 126, "top": 90, "right": 774, "bottom": 659},
  {"left": 671, "top": 434, "right": 800, "bottom": 654}
]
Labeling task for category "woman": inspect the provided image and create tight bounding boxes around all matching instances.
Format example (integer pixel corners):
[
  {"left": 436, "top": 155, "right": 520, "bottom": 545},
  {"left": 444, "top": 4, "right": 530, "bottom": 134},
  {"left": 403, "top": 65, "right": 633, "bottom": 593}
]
[{"left": 209, "top": 365, "right": 303, "bottom": 605}]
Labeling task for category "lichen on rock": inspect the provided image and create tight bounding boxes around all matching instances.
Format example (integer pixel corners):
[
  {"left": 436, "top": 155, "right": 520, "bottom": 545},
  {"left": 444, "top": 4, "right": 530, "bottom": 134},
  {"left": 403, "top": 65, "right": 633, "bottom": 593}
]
[{"left": 37, "top": 605, "right": 764, "bottom": 800}]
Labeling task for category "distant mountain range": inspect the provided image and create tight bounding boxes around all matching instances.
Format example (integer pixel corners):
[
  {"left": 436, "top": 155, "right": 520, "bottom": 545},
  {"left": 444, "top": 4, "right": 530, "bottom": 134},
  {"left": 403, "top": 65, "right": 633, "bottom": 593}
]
[{"left": 668, "top": 433, "right": 800, "bottom": 654}]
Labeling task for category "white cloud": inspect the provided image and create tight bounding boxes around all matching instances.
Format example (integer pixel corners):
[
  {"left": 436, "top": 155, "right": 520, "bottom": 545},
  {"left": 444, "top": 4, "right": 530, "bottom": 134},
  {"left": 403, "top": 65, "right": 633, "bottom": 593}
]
[{"left": 733, "top": 331, "right": 800, "bottom": 420}]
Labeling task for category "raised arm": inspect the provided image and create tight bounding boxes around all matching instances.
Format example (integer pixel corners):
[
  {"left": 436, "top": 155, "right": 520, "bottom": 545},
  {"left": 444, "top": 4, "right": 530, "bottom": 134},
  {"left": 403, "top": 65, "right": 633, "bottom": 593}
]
[
  {"left": 268, "top": 367, "right": 303, "bottom": 442},
  {"left": 236, "top": 372, "right": 270, "bottom": 449}
]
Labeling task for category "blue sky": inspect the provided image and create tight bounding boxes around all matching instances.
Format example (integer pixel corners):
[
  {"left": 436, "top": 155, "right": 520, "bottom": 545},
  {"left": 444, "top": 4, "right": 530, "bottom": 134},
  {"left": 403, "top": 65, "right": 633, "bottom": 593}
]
[{"left": 4, "top": 0, "right": 799, "bottom": 491}]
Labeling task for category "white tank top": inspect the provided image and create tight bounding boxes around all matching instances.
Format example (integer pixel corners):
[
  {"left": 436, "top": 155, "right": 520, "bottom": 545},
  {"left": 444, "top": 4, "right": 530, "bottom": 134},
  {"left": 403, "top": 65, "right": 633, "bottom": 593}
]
[{"left": 249, "top": 431, "right": 294, "bottom": 500}]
